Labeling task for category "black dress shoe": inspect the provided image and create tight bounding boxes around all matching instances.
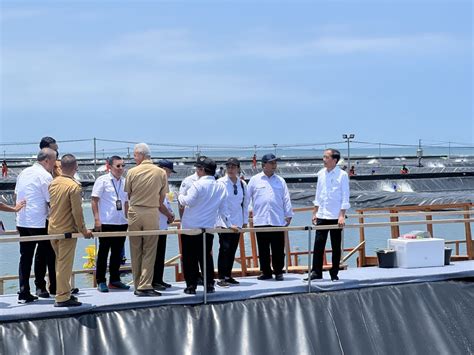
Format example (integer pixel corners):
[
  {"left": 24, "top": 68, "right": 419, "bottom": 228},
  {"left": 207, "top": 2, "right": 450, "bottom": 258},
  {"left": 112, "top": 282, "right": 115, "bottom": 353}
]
[
  {"left": 71, "top": 287, "right": 79, "bottom": 294},
  {"left": 303, "top": 271, "right": 323, "bottom": 281},
  {"left": 206, "top": 285, "right": 215, "bottom": 293},
  {"left": 36, "top": 288, "right": 50, "bottom": 298},
  {"left": 257, "top": 274, "right": 273, "bottom": 280},
  {"left": 134, "top": 289, "right": 161, "bottom": 297},
  {"left": 329, "top": 271, "right": 339, "bottom": 281},
  {"left": 184, "top": 286, "right": 197, "bottom": 295},
  {"left": 275, "top": 274, "right": 284, "bottom": 281},
  {"left": 54, "top": 298, "right": 82, "bottom": 307},
  {"left": 226, "top": 277, "right": 240, "bottom": 285},
  {"left": 160, "top": 281, "right": 172, "bottom": 288},
  {"left": 152, "top": 283, "right": 167, "bottom": 291},
  {"left": 18, "top": 293, "right": 38, "bottom": 304}
]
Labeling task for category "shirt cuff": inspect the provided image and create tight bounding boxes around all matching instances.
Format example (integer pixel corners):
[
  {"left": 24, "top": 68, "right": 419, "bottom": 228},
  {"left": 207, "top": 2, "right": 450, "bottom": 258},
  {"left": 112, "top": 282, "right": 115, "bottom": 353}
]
[{"left": 341, "top": 202, "right": 351, "bottom": 210}]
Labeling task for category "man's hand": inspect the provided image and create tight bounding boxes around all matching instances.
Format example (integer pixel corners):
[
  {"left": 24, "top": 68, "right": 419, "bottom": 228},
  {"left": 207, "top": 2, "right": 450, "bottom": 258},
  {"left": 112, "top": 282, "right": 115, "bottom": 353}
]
[
  {"left": 14, "top": 200, "right": 26, "bottom": 212},
  {"left": 167, "top": 213, "right": 175, "bottom": 224},
  {"left": 311, "top": 214, "right": 318, "bottom": 225},
  {"left": 230, "top": 225, "right": 240, "bottom": 232},
  {"left": 83, "top": 229, "right": 93, "bottom": 239},
  {"left": 94, "top": 220, "right": 102, "bottom": 232},
  {"left": 242, "top": 223, "right": 248, "bottom": 229},
  {"left": 338, "top": 215, "right": 346, "bottom": 228},
  {"left": 285, "top": 217, "right": 292, "bottom": 227}
]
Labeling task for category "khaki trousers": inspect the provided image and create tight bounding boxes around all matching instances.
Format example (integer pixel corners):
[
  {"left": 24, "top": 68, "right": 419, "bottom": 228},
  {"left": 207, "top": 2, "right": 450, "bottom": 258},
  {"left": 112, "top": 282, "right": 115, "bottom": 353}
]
[
  {"left": 128, "top": 206, "right": 159, "bottom": 291},
  {"left": 50, "top": 239, "right": 77, "bottom": 303}
]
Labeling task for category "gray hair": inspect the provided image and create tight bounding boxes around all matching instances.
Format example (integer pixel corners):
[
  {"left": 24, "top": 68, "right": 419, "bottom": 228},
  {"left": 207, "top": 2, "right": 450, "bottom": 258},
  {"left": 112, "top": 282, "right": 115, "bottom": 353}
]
[
  {"left": 134, "top": 143, "right": 151, "bottom": 158},
  {"left": 37, "top": 148, "right": 56, "bottom": 162}
]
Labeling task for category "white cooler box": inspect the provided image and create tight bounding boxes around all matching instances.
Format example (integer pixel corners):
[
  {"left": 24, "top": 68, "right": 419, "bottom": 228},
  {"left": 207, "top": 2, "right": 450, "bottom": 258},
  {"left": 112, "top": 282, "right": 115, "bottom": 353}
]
[{"left": 388, "top": 238, "right": 444, "bottom": 268}]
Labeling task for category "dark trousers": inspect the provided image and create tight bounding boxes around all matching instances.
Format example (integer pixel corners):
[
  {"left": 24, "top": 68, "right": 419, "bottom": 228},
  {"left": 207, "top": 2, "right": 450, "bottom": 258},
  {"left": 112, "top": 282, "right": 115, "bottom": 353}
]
[
  {"left": 312, "top": 219, "right": 342, "bottom": 277},
  {"left": 256, "top": 227, "right": 285, "bottom": 276},
  {"left": 217, "top": 232, "right": 240, "bottom": 279},
  {"left": 152, "top": 235, "right": 167, "bottom": 284},
  {"left": 17, "top": 226, "right": 56, "bottom": 295},
  {"left": 95, "top": 224, "right": 128, "bottom": 284},
  {"left": 181, "top": 233, "right": 214, "bottom": 287}
]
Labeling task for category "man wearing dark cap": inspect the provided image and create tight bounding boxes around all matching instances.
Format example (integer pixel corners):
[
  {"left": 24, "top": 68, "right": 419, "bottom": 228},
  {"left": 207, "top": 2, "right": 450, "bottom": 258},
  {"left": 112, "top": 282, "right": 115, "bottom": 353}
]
[
  {"left": 178, "top": 156, "right": 234, "bottom": 294},
  {"left": 216, "top": 158, "right": 249, "bottom": 287},
  {"left": 152, "top": 159, "right": 176, "bottom": 291},
  {"left": 247, "top": 153, "right": 293, "bottom": 281}
]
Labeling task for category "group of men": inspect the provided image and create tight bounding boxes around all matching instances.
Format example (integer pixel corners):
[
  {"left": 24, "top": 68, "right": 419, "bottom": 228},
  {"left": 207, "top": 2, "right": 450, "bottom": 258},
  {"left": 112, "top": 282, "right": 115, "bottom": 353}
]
[{"left": 12, "top": 137, "right": 350, "bottom": 307}]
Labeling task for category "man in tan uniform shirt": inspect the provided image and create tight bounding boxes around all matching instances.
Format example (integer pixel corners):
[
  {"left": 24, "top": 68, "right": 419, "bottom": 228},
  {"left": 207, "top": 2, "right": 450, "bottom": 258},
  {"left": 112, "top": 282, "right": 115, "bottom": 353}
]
[
  {"left": 125, "top": 143, "right": 168, "bottom": 297},
  {"left": 49, "top": 154, "right": 92, "bottom": 307}
]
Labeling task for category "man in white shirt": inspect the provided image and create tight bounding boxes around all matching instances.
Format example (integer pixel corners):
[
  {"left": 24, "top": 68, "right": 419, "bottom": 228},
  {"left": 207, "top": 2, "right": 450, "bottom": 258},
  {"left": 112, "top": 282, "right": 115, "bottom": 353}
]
[
  {"left": 306, "top": 149, "right": 350, "bottom": 281},
  {"left": 247, "top": 154, "right": 293, "bottom": 281},
  {"left": 92, "top": 155, "right": 130, "bottom": 292},
  {"left": 216, "top": 158, "right": 249, "bottom": 288},
  {"left": 15, "top": 148, "right": 57, "bottom": 303},
  {"left": 178, "top": 156, "right": 234, "bottom": 295},
  {"left": 152, "top": 159, "right": 176, "bottom": 291}
]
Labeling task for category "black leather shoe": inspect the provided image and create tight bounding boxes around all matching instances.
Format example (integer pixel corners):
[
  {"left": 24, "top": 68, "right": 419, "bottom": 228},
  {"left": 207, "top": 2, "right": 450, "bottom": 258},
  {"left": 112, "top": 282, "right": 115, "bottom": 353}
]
[
  {"left": 226, "top": 277, "right": 240, "bottom": 285},
  {"left": 206, "top": 285, "right": 215, "bottom": 293},
  {"left": 303, "top": 271, "right": 323, "bottom": 281},
  {"left": 18, "top": 293, "right": 38, "bottom": 304},
  {"left": 134, "top": 289, "right": 161, "bottom": 297},
  {"left": 36, "top": 288, "right": 50, "bottom": 298},
  {"left": 71, "top": 287, "right": 79, "bottom": 294},
  {"left": 257, "top": 274, "right": 273, "bottom": 280},
  {"left": 54, "top": 298, "right": 82, "bottom": 307},
  {"left": 275, "top": 274, "right": 284, "bottom": 281},
  {"left": 160, "top": 281, "right": 172, "bottom": 288},
  {"left": 329, "top": 271, "right": 339, "bottom": 281},
  {"left": 152, "top": 283, "right": 167, "bottom": 291},
  {"left": 184, "top": 286, "right": 197, "bottom": 295}
]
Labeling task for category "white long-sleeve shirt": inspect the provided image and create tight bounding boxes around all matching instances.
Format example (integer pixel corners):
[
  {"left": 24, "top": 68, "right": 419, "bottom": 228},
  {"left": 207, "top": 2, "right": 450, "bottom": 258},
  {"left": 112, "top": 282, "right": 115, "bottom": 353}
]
[
  {"left": 247, "top": 172, "right": 293, "bottom": 227},
  {"left": 216, "top": 176, "right": 249, "bottom": 228},
  {"left": 179, "top": 172, "right": 198, "bottom": 196},
  {"left": 178, "top": 176, "right": 231, "bottom": 229},
  {"left": 313, "top": 166, "right": 351, "bottom": 219},
  {"left": 15, "top": 163, "right": 52, "bottom": 228}
]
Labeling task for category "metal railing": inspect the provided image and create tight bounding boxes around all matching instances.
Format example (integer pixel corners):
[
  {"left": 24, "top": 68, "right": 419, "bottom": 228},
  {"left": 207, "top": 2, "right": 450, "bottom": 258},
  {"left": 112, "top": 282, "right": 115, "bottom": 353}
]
[{"left": 1, "top": 208, "right": 472, "bottom": 302}]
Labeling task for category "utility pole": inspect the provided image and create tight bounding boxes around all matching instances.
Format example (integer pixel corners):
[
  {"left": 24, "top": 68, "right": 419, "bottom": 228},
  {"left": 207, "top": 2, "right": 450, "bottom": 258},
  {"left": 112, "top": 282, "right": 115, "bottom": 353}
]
[
  {"left": 416, "top": 139, "right": 423, "bottom": 167},
  {"left": 342, "top": 134, "right": 355, "bottom": 169}
]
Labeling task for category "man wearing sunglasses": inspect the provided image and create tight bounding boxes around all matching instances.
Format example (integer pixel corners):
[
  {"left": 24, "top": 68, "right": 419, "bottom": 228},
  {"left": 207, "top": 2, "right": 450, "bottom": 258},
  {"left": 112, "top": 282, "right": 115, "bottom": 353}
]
[
  {"left": 91, "top": 156, "right": 130, "bottom": 292},
  {"left": 247, "top": 154, "right": 293, "bottom": 281},
  {"left": 216, "top": 158, "right": 249, "bottom": 288}
]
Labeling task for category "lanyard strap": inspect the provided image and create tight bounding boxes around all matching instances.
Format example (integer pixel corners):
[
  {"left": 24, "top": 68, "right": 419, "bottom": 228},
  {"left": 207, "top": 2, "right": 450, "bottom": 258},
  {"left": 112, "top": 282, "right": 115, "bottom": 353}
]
[{"left": 111, "top": 178, "right": 122, "bottom": 199}]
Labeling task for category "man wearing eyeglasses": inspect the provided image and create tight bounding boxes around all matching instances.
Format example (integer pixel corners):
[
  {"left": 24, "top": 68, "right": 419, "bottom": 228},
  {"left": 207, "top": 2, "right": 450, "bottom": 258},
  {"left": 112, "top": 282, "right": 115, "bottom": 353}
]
[
  {"left": 305, "top": 149, "right": 350, "bottom": 282},
  {"left": 247, "top": 154, "right": 293, "bottom": 281},
  {"left": 91, "top": 156, "right": 130, "bottom": 293},
  {"left": 216, "top": 158, "right": 249, "bottom": 288}
]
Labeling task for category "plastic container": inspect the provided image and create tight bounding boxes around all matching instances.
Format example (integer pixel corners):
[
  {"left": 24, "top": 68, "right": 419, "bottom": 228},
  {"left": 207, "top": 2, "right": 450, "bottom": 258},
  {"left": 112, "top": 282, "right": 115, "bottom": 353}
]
[
  {"left": 376, "top": 249, "right": 396, "bottom": 268},
  {"left": 444, "top": 247, "right": 452, "bottom": 266}
]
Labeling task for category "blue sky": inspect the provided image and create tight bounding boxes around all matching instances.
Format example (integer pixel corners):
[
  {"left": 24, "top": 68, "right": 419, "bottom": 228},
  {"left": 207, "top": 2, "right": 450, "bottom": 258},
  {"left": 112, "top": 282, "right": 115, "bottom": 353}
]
[{"left": 0, "top": 1, "right": 472, "bottom": 154}]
